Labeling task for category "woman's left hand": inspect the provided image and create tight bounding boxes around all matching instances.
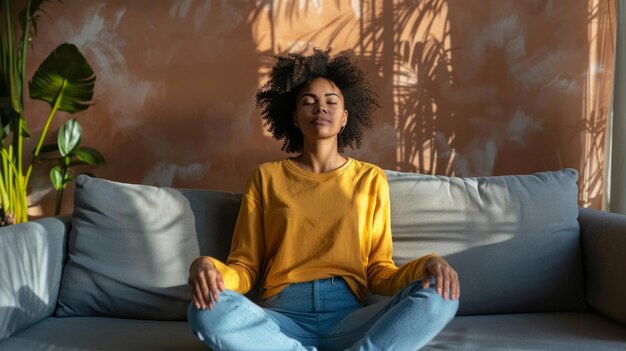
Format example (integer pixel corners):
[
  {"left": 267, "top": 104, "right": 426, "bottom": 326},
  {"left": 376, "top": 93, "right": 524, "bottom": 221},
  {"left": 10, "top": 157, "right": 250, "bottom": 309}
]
[{"left": 422, "top": 256, "right": 461, "bottom": 301}]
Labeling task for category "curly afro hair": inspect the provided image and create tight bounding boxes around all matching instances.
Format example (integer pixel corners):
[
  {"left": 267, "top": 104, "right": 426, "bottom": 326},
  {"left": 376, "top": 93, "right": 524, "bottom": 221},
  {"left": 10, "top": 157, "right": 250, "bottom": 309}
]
[{"left": 256, "top": 48, "right": 380, "bottom": 153}]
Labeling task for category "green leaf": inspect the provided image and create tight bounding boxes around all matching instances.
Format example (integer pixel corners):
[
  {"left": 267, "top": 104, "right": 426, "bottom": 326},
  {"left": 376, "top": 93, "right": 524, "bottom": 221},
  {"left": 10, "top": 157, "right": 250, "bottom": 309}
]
[
  {"left": 19, "top": 117, "right": 30, "bottom": 138},
  {"left": 74, "top": 146, "right": 105, "bottom": 166},
  {"left": 58, "top": 118, "right": 81, "bottom": 156},
  {"left": 50, "top": 165, "right": 64, "bottom": 190},
  {"left": 29, "top": 43, "right": 95, "bottom": 113}
]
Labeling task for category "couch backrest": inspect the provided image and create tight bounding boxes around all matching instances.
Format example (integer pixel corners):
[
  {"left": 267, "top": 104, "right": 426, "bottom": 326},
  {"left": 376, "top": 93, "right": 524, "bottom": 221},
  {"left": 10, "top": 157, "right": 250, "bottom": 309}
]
[
  {"left": 384, "top": 169, "right": 585, "bottom": 315},
  {"left": 56, "top": 170, "right": 584, "bottom": 320}
]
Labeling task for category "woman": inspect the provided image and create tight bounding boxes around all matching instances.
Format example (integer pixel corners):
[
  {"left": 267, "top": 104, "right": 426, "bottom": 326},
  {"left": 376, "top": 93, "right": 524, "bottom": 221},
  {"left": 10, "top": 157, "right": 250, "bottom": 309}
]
[{"left": 188, "top": 49, "right": 460, "bottom": 351}]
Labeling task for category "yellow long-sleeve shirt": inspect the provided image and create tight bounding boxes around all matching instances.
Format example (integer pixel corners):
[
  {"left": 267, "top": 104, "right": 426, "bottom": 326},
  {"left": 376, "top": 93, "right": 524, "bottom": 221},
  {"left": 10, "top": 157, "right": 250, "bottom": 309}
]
[{"left": 209, "top": 158, "right": 438, "bottom": 302}]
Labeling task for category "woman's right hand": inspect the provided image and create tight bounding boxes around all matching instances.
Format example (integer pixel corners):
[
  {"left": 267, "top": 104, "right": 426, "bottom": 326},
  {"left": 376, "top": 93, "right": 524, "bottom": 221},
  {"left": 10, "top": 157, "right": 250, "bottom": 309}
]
[{"left": 188, "top": 256, "right": 225, "bottom": 310}]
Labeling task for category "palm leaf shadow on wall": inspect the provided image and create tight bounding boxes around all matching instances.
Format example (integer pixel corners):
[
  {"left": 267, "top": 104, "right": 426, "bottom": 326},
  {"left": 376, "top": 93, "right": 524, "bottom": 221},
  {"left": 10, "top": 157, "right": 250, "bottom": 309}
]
[{"left": 247, "top": 0, "right": 612, "bottom": 207}]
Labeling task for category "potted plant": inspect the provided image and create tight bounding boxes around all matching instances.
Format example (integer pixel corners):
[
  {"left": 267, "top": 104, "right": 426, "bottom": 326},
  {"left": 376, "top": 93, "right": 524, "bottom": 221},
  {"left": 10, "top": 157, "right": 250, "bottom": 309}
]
[{"left": 0, "top": 0, "right": 105, "bottom": 224}]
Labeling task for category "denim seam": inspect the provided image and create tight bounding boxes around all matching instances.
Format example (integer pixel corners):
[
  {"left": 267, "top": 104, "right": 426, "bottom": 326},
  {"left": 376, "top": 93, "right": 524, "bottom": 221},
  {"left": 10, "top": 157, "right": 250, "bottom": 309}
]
[{"left": 260, "top": 288, "right": 287, "bottom": 307}]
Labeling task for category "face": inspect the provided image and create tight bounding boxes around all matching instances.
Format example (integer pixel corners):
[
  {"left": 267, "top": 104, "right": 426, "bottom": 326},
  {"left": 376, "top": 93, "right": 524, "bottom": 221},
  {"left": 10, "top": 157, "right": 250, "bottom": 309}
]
[{"left": 293, "top": 77, "right": 348, "bottom": 142}]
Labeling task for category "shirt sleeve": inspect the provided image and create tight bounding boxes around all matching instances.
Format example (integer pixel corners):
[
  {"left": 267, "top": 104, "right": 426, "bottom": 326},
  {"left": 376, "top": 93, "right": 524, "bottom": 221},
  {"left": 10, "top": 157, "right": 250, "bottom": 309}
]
[
  {"left": 208, "top": 170, "right": 265, "bottom": 294},
  {"left": 366, "top": 171, "right": 439, "bottom": 296}
]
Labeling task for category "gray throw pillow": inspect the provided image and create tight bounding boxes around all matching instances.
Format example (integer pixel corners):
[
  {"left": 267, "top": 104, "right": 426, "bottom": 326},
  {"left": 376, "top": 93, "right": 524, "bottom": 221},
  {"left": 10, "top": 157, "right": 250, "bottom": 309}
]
[
  {"left": 384, "top": 168, "right": 585, "bottom": 315},
  {"left": 56, "top": 175, "right": 241, "bottom": 320}
]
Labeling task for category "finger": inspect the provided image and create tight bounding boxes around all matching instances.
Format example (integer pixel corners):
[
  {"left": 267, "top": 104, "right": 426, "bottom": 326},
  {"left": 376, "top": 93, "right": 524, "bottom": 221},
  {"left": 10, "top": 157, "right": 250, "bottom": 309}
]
[
  {"left": 204, "top": 273, "right": 215, "bottom": 310},
  {"left": 193, "top": 281, "right": 207, "bottom": 309},
  {"left": 206, "top": 270, "right": 221, "bottom": 306},
  {"left": 434, "top": 265, "right": 444, "bottom": 297},
  {"left": 422, "top": 273, "right": 431, "bottom": 289},
  {"left": 217, "top": 273, "right": 225, "bottom": 292},
  {"left": 198, "top": 273, "right": 211, "bottom": 309},
  {"left": 454, "top": 271, "right": 460, "bottom": 299},
  {"left": 191, "top": 281, "right": 202, "bottom": 308},
  {"left": 188, "top": 277, "right": 199, "bottom": 307},
  {"left": 443, "top": 269, "right": 451, "bottom": 300}
]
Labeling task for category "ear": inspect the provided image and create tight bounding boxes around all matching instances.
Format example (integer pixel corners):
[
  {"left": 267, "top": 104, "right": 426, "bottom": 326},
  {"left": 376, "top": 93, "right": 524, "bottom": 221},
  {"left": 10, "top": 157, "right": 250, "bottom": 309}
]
[
  {"left": 293, "top": 111, "right": 299, "bottom": 128},
  {"left": 342, "top": 109, "right": 348, "bottom": 126}
]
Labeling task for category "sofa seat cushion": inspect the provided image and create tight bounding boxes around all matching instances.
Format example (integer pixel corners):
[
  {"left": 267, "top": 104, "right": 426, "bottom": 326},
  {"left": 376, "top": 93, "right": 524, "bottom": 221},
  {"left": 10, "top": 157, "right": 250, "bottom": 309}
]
[
  {"left": 0, "top": 317, "right": 205, "bottom": 350},
  {"left": 426, "top": 313, "right": 626, "bottom": 350},
  {"left": 1, "top": 313, "right": 623, "bottom": 350},
  {"left": 385, "top": 169, "right": 585, "bottom": 315}
]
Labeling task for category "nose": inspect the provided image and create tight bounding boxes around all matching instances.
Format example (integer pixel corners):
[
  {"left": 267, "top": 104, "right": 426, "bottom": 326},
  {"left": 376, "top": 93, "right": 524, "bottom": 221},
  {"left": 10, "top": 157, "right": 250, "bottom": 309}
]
[{"left": 313, "top": 102, "right": 327, "bottom": 114}]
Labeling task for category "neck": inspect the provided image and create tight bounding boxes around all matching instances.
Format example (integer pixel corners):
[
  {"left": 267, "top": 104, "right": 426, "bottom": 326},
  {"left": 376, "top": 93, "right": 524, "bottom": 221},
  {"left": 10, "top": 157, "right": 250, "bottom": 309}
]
[{"left": 294, "top": 139, "right": 346, "bottom": 173}]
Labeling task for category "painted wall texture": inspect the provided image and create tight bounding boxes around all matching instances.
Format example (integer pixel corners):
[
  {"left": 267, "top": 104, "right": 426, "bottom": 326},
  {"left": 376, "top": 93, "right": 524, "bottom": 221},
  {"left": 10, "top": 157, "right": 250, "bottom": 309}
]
[{"left": 21, "top": 0, "right": 615, "bottom": 216}]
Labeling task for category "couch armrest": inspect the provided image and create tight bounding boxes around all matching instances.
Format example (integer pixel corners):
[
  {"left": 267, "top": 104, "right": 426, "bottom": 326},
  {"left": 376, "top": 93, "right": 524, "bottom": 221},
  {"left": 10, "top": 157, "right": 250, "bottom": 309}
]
[
  {"left": 578, "top": 208, "right": 626, "bottom": 325},
  {"left": 0, "top": 215, "right": 71, "bottom": 340}
]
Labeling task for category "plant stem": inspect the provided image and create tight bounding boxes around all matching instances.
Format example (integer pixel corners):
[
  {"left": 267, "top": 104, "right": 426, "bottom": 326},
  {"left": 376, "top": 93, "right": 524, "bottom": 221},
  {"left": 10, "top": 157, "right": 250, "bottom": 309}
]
[
  {"left": 0, "top": 166, "right": 10, "bottom": 209},
  {"left": 54, "top": 187, "right": 63, "bottom": 215},
  {"left": 24, "top": 85, "right": 64, "bottom": 187},
  {"left": 16, "top": 0, "right": 32, "bottom": 223},
  {"left": 5, "top": 0, "right": 19, "bottom": 112}
]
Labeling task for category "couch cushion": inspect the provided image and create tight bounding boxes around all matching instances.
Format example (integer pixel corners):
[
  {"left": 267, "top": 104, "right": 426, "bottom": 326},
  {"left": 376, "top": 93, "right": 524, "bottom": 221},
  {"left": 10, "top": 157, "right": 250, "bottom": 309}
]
[
  {"left": 0, "top": 217, "right": 70, "bottom": 340},
  {"left": 384, "top": 169, "right": 585, "bottom": 315},
  {"left": 0, "top": 317, "right": 205, "bottom": 350},
  {"left": 56, "top": 175, "right": 242, "bottom": 320},
  {"left": 426, "top": 313, "right": 626, "bottom": 350},
  {"left": 2, "top": 313, "right": 623, "bottom": 350}
]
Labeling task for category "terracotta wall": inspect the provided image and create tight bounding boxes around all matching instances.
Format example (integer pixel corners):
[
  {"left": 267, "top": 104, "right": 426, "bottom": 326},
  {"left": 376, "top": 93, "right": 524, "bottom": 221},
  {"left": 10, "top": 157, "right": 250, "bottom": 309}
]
[{"left": 22, "top": 0, "right": 615, "bottom": 216}]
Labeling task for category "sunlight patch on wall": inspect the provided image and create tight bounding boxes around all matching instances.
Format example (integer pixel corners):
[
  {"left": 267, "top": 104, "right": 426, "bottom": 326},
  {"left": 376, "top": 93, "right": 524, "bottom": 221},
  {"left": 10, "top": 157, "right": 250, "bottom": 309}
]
[
  {"left": 246, "top": 0, "right": 612, "bottom": 197},
  {"left": 299, "top": 0, "right": 323, "bottom": 14},
  {"left": 580, "top": 0, "right": 614, "bottom": 208}
]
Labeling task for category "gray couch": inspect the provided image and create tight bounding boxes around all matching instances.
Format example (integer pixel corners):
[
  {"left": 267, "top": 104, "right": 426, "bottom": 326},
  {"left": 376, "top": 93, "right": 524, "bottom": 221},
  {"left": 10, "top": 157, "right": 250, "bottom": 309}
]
[{"left": 1, "top": 169, "right": 625, "bottom": 350}]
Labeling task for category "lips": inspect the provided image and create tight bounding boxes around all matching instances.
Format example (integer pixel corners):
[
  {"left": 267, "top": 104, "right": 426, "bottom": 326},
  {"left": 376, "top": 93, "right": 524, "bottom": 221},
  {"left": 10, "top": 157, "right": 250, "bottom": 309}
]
[{"left": 312, "top": 117, "right": 330, "bottom": 124}]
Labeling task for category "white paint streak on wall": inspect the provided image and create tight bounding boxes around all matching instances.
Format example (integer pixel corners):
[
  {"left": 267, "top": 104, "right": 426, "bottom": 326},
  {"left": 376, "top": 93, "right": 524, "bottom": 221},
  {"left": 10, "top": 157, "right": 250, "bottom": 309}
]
[
  {"left": 509, "top": 50, "right": 569, "bottom": 90},
  {"left": 469, "top": 14, "right": 526, "bottom": 65},
  {"left": 229, "top": 96, "right": 258, "bottom": 138},
  {"left": 62, "top": 4, "right": 124, "bottom": 76},
  {"left": 112, "top": 8, "right": 126, "bottom": 29},
  {"left": 193, "top": 1, "right": 213, "bottom": 33},
  {"left": 546, "top": 77, "right": 580, "bottom": 95},
  {"left": 143, "top": 161, "right": 207, "bottom": 187},
  {"left": 169, "top": 0, "right": 214, "bottom": 32},
  {"left": 27, "top": 187, "right": 53, "bottom": 204},
  {"left": 453, "top": 138, "right": 498, "bottom": 177},
  {"left": 54, "top": 3, "right": 161, "bottom": 130},
  {"left": 506, "top": 110, "right": 543, "bottom": 146},
  {"left": 169, "top": 0, "right": 194, "bottom": 19},
  {"left": 450, "top": 109, "right": 543, "bottom": 176}
]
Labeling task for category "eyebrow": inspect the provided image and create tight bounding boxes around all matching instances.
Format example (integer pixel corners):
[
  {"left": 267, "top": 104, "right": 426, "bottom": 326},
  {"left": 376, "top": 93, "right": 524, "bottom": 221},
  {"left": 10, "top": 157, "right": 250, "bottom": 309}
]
[{"left": 299, "top": 93, "right": 341, "bottom": 99}]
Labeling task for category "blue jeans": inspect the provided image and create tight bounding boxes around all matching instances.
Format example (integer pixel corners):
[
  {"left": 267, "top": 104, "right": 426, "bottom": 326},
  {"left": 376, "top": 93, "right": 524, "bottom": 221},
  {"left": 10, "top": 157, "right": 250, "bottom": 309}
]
[{"left": 188, "top": 277, "right": 458, "bottom": 350}]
